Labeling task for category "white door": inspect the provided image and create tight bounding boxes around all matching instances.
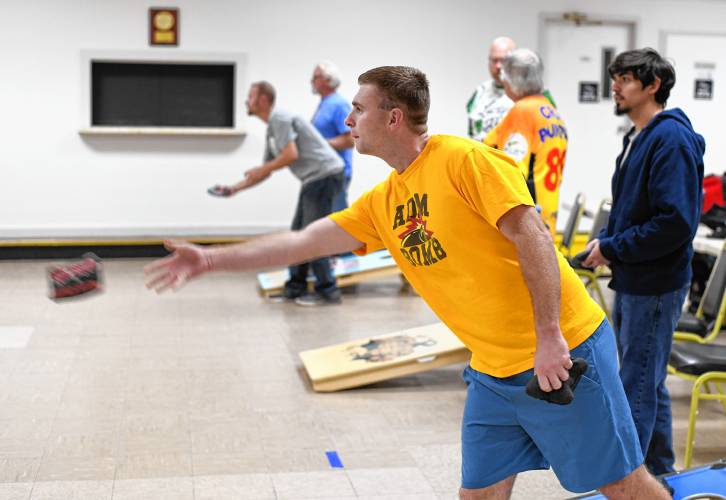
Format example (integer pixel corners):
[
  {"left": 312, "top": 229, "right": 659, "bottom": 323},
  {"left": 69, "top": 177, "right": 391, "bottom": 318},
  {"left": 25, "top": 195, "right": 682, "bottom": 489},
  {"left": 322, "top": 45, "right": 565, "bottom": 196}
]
[
  {"left": 542, "top": 18, "right": 633, "bottom": 231},
  {"left": 664, "top": 32, "right": 725, "bottom": 176}
]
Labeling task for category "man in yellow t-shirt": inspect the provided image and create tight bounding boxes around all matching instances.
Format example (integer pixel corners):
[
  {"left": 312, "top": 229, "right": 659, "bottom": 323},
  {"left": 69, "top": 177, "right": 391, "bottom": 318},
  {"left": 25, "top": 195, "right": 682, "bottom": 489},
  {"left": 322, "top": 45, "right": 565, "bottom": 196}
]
[
  {"left": 145, "top": 66, "right": 669, "bottom": 499},
  {"left": 485, "top": 49, "right": 568, "bottom": 235}
]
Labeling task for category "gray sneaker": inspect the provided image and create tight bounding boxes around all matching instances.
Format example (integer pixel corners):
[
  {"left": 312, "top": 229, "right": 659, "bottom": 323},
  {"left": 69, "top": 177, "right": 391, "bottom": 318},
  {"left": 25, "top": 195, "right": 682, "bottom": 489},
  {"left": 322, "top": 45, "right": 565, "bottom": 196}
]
[
  {"left": 295, "top": 291, "right": 342, "bottom": 307},
  {"left": 268, "top": 288, "right": 305, "bottom": 303}
]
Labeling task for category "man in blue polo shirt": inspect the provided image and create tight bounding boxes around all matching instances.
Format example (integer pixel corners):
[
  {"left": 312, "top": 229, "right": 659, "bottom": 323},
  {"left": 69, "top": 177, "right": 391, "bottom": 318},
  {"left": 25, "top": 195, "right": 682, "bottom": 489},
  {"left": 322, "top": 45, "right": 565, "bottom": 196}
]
[
  {"left": 311, "top": 61, "right": 354, "bottom": 212},
  {"left": 584, "top": 48, "right": 705, "bottom": 475}
]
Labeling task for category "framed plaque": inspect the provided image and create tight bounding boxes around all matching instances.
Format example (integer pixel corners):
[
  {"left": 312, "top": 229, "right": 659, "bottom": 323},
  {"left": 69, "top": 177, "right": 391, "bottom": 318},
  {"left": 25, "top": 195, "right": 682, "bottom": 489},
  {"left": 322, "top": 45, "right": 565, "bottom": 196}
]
[
  {"left": 694, "top": 79, "right": 713, "bottom": 100},
  {"left": 149, "top": 8, "right": 179, "bottom": 46},
  {"left": 578, "top": 82, "right": 599, "bottom": 103}
]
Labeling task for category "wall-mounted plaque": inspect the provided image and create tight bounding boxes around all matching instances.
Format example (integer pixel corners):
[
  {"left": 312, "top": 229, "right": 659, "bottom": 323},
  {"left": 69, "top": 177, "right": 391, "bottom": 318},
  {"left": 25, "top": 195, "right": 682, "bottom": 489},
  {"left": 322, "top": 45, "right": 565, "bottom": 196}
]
[
  {"left": 694, "top": 79, "right": 713, "bottom": 100},
  {"left": 149, "top": 8, "right": 178, "bottom": 46},
  {"left": 579, "top": 82, "right": 599, "bottom": 103}
]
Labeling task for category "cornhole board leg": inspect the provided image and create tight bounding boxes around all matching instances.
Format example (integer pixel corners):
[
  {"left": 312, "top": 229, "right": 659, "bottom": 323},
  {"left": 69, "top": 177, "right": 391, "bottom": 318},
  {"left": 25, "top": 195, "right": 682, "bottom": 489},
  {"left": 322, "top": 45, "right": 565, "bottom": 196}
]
[
  {"left": 257, "top": 250, "right": 401, "bottom": 297},
  {"left": 299, "top": 322, "right": 470, "bottom": 392}
]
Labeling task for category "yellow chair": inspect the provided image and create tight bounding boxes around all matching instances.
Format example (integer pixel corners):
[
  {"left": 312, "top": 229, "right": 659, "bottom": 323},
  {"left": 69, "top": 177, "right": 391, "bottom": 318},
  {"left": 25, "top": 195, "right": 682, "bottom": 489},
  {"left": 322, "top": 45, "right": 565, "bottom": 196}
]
[
  {"left": 668, "top": 342, "right": 726, "bottom": 467},
  {"left": 570, "top": 199, "right": 612, "bottom": 320},
  {"left": 667, "top": 243, "right": 726, "bottom": 467},
  {"left": 675, "top": 241, "right": 726, "bottom": 344},
  {"left": 559, "top": 193, "right": 586, "bottom": 259}
]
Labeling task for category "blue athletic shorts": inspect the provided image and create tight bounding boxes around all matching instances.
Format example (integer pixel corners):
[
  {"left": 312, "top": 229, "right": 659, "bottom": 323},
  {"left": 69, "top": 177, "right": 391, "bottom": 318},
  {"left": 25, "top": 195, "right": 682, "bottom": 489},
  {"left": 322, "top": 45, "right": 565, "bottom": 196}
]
[{"left": 460, "top": 319, "right": 643, "bottom": 493}]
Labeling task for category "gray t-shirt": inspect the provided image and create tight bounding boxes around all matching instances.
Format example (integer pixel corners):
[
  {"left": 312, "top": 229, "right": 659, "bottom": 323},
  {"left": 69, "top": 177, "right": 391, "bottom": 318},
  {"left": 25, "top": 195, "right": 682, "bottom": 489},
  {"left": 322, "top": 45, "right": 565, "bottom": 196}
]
[
  {"left": 264, "top": 109, "right": 344, "bottom": 185},
  {"left": 621, "top": 129, "right": 640, "bottom": 166}
]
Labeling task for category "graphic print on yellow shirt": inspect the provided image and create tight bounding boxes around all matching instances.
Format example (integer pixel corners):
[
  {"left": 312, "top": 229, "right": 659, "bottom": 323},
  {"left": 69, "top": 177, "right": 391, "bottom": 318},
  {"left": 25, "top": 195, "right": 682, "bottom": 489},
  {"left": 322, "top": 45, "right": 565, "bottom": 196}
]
[
  {"left": 484, "top": 95, "right": 568, "bottom": 235},
  {"left": 392, "top": 193, "right": 448, "bottom": 268},
  {"left": 330, "top": 135, "right": 604, "bottom": 378}
]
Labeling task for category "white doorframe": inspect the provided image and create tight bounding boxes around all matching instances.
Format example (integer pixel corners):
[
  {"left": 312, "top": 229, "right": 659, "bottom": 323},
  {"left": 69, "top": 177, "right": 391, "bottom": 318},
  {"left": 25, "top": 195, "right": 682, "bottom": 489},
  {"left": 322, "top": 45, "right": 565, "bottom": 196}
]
[
  {"left": 659, "top": 29, "right": 726, "bottom": 54},
  {"left": 538, "top": 12, "right": 637, "bottom": 54}
]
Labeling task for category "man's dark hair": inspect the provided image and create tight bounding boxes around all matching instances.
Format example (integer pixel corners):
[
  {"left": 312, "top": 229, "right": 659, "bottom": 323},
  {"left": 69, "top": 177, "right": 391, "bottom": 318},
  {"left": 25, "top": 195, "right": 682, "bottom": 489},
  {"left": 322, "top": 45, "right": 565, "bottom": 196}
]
[
  {"left": 608, "top": 48, "right": 675, "bottom": 105},
  {"left": 358, "top": 66, "right": 429, "bottom": 133},
  {"left": 252, "top": 80, "right": 276, "bottom": 105}
]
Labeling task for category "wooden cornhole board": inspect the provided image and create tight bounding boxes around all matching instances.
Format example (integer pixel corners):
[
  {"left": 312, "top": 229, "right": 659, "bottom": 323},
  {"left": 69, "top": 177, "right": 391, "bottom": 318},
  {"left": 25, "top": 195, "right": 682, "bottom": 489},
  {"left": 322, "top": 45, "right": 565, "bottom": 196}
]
[
  {"left": 299, "top": 322, "right": 470, "bottom": 392},
  {"left": 257, "top": 249, "right": 400, "bottom": 297}
]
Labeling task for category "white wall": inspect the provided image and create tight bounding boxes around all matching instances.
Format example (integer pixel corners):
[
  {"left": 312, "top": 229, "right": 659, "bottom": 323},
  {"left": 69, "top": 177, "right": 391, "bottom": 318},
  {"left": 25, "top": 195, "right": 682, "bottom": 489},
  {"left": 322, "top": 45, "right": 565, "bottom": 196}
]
[{"left": 1, "top": 0, "right": 724, "bottom": 238}]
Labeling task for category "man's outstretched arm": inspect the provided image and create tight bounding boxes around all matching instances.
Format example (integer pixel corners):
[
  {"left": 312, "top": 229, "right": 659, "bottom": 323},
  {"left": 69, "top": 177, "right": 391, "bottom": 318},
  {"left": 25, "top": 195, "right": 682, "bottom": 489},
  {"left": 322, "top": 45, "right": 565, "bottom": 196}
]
[{"left": 145, "top": 218, "right": 362, "bottom": 293}]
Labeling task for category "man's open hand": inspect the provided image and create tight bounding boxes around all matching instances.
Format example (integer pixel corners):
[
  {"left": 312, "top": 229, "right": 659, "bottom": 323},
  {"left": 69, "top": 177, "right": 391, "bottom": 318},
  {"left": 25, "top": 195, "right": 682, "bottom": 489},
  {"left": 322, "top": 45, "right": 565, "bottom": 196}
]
[{"left": 144, "top": 240, "right": 211, "bottom": 293}]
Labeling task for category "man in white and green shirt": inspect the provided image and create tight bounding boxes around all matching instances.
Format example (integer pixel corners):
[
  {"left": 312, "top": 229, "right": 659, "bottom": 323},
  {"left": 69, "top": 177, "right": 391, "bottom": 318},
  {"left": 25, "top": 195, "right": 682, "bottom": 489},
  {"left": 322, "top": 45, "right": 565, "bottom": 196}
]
[{"left": 466, "top": 36, "right": 516, "bottom": 141}]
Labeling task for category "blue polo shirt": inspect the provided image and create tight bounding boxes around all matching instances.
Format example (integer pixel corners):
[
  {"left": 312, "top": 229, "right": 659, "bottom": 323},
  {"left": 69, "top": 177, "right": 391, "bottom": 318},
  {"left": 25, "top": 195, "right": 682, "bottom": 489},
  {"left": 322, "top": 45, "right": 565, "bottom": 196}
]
[{"left": 312, "top": 92, "right": 353, "bottom": 178}]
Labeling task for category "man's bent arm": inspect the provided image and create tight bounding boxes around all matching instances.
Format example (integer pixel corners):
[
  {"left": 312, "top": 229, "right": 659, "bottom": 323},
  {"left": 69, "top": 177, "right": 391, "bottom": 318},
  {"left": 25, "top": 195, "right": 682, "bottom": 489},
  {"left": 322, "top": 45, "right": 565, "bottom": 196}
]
[
  {"left": 498, "top": 204, "right": 571, "bottom": 391},
  {"left": 328, "top": 132, "right": 354, "bottom": 151},
  {"left": 231, "top": 141, "right": 299, "bottom": 192}
]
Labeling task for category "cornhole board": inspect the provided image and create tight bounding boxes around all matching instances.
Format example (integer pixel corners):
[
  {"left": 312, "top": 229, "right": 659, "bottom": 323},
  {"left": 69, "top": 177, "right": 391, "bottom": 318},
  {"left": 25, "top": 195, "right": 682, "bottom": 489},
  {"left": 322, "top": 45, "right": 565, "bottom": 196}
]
[
  {"left": 299, "top": 322, "right": 470, "bottom": 392},
  {"left": 257, "top": 249, "right": 400, "bottom": 297},
  {"left": 571, "top": 459, "right": 726, "bottom": 499}
]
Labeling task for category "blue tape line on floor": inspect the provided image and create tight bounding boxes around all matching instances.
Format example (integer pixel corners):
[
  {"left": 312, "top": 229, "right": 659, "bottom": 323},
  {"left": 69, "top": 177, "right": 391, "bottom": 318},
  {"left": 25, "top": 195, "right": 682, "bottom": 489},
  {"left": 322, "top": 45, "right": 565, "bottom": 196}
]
[{"left": 326, "top": 450, "right": 344, "bottom": 468}]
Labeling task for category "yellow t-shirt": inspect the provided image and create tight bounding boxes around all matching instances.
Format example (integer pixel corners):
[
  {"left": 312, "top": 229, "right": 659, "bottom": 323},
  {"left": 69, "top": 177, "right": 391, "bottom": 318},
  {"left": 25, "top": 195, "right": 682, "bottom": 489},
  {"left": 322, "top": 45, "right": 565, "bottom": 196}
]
[
  {"left": 330, "top": 135, "right": 603, "bottom": 377},
  {"left": 484, "top": 95, "right": 568, "bottom": 234}
]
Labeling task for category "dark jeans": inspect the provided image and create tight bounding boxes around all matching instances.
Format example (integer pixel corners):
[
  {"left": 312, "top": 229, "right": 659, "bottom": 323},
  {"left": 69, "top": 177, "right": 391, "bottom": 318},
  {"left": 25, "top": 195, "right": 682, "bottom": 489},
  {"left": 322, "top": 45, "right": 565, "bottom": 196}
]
[
  {"left": 612, "top": 285, "right": 688, "bottom": 475},
  {"left": 332, "top": 175, "right": 351, "bottom": 213},
  {"left": 284, "top": 172, "right": 344, "bottom": 296}
]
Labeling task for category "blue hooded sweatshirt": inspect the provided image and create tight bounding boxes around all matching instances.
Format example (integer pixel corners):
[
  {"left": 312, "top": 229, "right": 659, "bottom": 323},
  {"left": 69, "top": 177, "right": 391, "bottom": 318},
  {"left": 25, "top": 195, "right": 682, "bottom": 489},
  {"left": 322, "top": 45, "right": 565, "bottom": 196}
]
[{"left": 598, "top": 108, "right": 705, "bottom": 295}]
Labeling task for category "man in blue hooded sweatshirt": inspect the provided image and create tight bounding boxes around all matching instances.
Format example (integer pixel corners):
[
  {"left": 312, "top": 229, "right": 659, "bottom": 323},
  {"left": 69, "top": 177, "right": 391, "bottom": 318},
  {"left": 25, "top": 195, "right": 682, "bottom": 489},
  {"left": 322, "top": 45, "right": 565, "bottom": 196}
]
[{"left": 584, "top": 48, "right": 705, "bottom": 475}]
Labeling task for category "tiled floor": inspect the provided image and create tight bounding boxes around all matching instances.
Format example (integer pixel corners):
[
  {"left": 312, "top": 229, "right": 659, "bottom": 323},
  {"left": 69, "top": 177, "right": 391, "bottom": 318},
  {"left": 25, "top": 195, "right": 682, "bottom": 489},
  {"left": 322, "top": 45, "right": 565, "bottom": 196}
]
[{"left": 0, "top": 259, "right": 724, "bottom": 499}]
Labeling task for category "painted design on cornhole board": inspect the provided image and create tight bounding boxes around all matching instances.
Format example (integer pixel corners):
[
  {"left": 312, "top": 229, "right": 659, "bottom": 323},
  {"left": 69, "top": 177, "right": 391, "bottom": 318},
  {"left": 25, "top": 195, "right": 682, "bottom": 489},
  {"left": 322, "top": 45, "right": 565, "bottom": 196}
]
[
  {"left": 257, "top": 249, "right": 400, "bottom": 296},
  {"left": 300, "top": 323, "right": 470, "bottom": 392},
  {"left": 347, "top": 335, "right": 437, "bottom": 362}
]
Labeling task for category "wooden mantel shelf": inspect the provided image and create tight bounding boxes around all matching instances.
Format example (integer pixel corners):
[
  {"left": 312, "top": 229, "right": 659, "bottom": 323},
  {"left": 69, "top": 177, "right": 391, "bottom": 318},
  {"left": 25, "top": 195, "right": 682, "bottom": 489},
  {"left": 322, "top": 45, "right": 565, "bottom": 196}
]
[{"left": 79, "top": 127, "right": 246, "bottom": 137}]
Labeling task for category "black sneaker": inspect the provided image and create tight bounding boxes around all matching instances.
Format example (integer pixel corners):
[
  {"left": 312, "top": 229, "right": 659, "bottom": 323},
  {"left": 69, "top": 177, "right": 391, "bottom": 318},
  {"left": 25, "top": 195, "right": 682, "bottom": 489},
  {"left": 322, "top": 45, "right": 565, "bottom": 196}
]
[{"left": 295, "top": 290, "right": 342, "bottom": 307}]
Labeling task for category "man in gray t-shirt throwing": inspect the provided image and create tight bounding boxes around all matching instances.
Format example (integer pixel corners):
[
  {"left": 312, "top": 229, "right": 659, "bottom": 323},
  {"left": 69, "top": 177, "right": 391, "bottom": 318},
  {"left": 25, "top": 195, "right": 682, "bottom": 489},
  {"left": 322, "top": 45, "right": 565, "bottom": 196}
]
[{"left": 214, "top": 81, "right": 345, "bottom": 306}]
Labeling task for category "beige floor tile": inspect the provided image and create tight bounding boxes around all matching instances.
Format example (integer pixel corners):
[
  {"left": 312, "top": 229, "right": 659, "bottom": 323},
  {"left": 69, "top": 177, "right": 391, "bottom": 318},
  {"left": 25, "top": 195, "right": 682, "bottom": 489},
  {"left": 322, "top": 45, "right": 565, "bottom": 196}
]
[
  {"left": 192, "top": 450, "right": 269, "bottom": 476},
  {"left": 0, "top": 326, "right": 34, "bottom": 349},
  {"left": 43, "top": 419, "right": 121, "bottom": 460},
  {"left": 178, "top": 354, "right": 242, "bottom": 371},
  {"left": 356, "top": 495, "right": 440, "bottom": 500},
  {"left": 407, "top": 443, "right": 461, "bottom": 493},
  {"left": 35, "top": 457, "right": 116, "bottom": 482},
  {"left": 330, "top": 448, "right": 417, "bottom": 470},
  {"left": 262, "top": 448, "right": 334, "bottom": 473},
  {"left": 186, "top": 395, "right": 253, "bottom": 420},
  {"left": 0, "top": 458, "right": 40, "bottom": 483},
  {"left": 27, "top": 332, "right": 81, "bottom": 350},
  {"left": 193, "top": 473, "right": 275, "bottom": 500},
  {"left": 55, "top": 395, "right": 125, "bottom": 420},
  {"left": 183, "top": 368, "right": 246, "bottom": 391},
  {"left": 120, "top": 413, "right": 190, "bottom": 456},
  {"left": 65, "top": 368, "right": 127, "bottom": 390},
  {"left": 126, "top": 349, "right": 182, "bottom": 371},
  {"left": 190, "top": 419, "right": 262, "bottom": 455},
  {"left": 111, "top": 477, "right": 193, "bottom": 500},
  {"left": 346, "top": 467, "right": 436, "bottom": 496},
  {"left": 0, "top": 482, "right": 32, "bottom": 500},
  {"left": 511, "top": 469, "right": 573, "bottom": 499},
  {"left": 329, "top": 428, "right": 403, "bottom": 451},
  {"left": 256, "top": 413, "right": 332, "bottom": 449},
  {"left": 115, "top": 452, "right": 193, "bottom": 480},
  {"left": 30, "top": 480, "right": 113, "bottom": 500},
  {"left": 11, "top": 350, "right": 76, "bottom": 375},
  {"left": 271, "top": 470, "right": 355, "bottom": 499},
  {"left": 0, "top": 419, "right": 54, "bottom": 459},
  {"left": 6, "top": 372, "right": 68, "bottom": 401}
]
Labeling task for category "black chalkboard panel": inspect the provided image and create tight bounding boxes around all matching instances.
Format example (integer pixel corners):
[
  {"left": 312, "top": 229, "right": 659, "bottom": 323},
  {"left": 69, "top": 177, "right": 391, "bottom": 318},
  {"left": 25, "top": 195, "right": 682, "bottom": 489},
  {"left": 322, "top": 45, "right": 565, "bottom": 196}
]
[{"left": 92, "top": 62, "right": 234, "bottom": 127}]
